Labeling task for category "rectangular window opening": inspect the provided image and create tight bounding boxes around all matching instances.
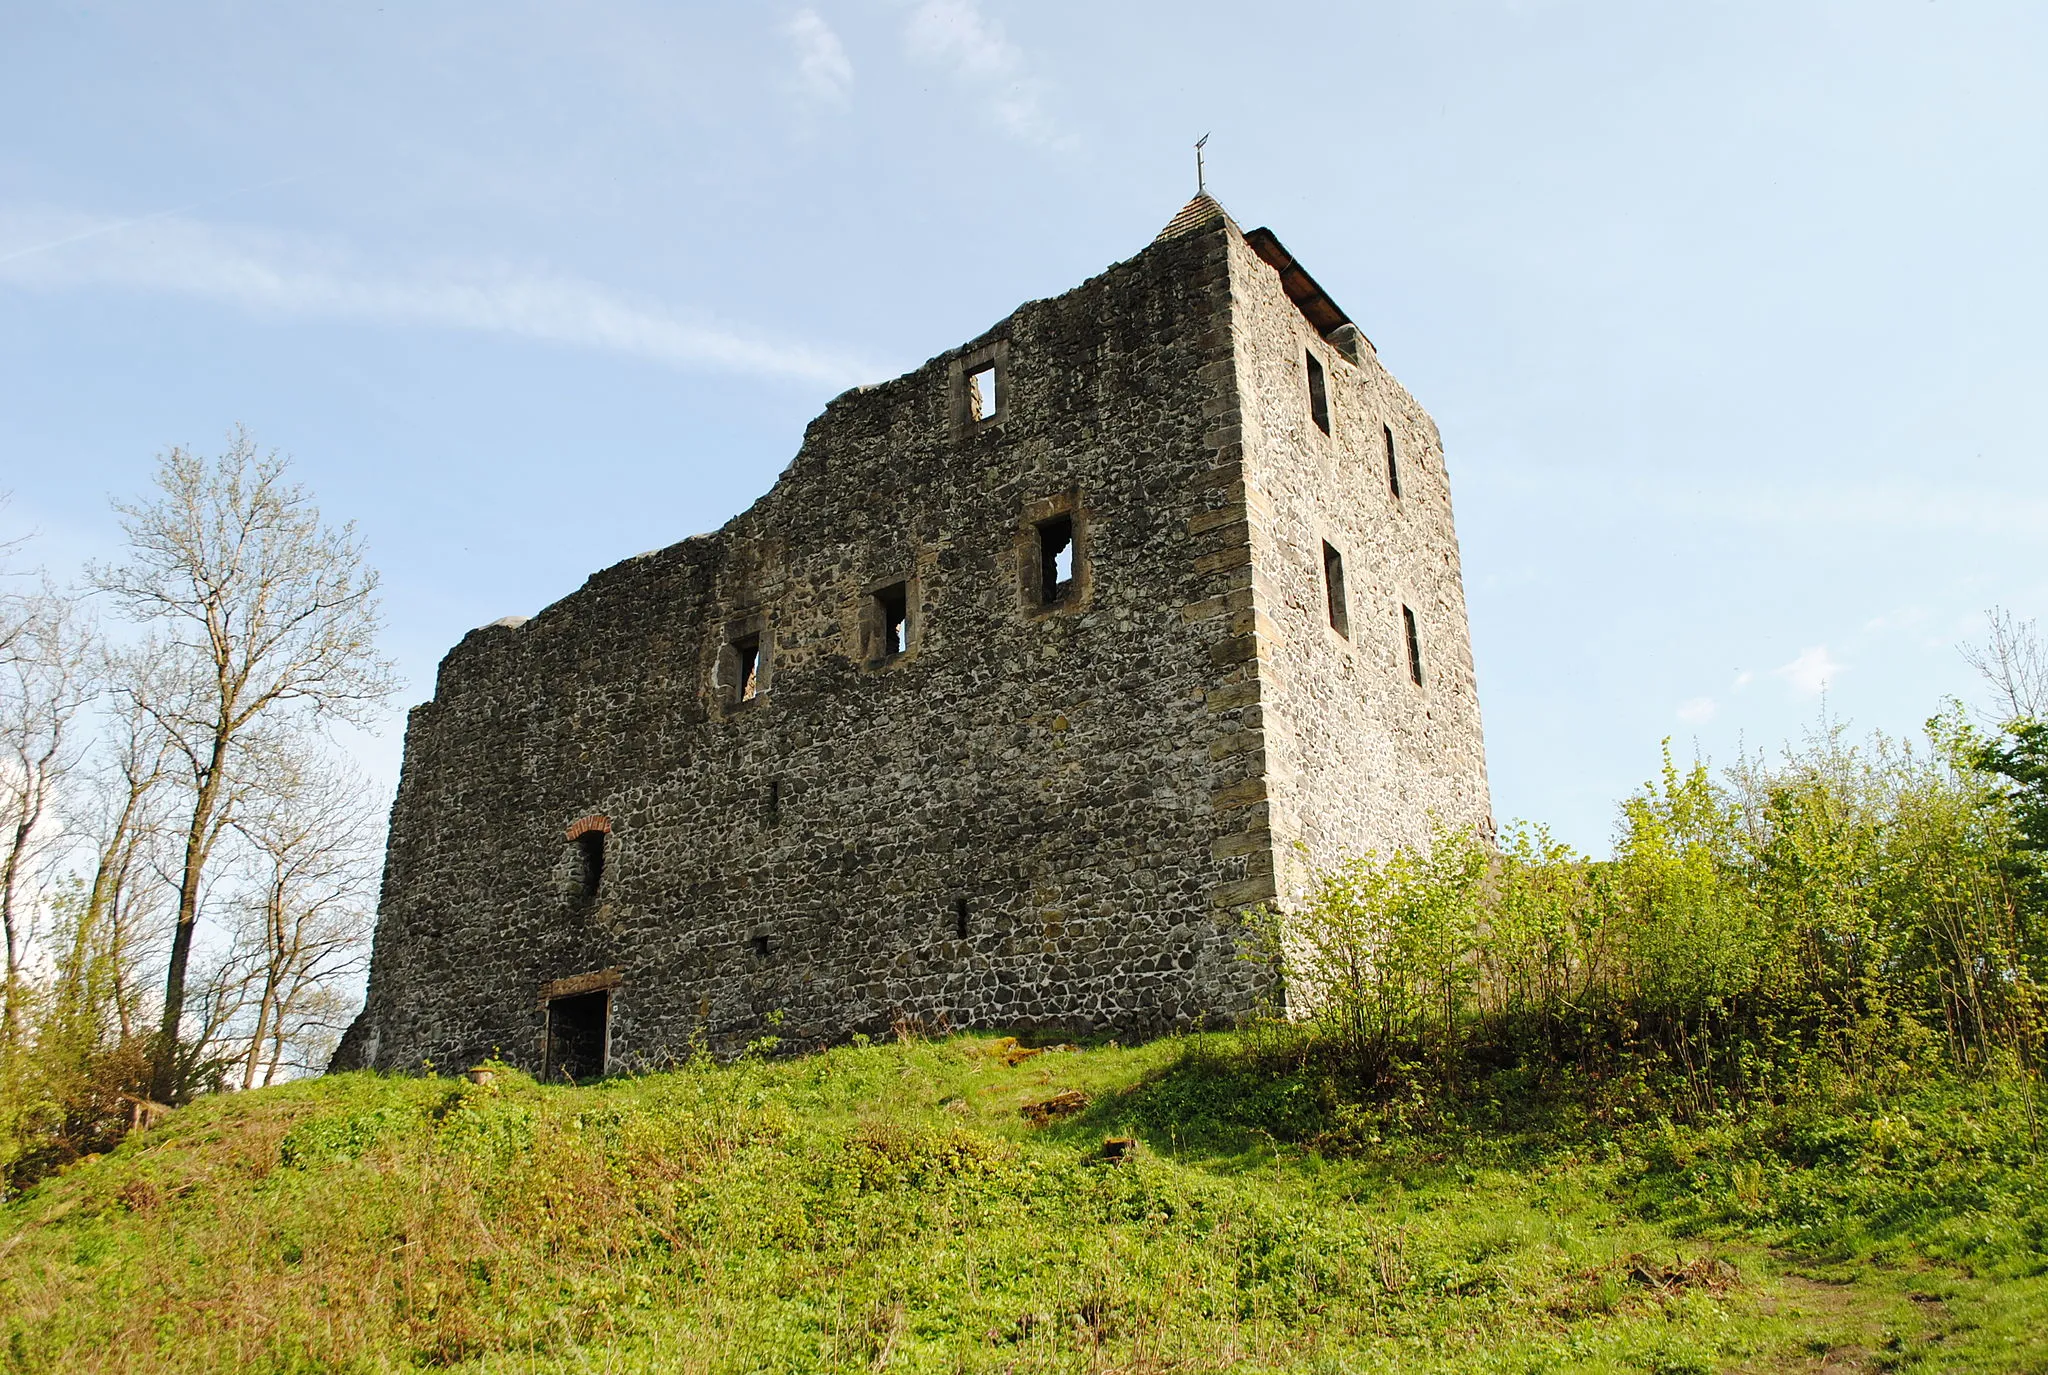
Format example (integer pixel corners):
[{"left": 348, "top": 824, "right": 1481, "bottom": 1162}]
[
  {"left": 1037, "top": 514, "right": 1075, "bottom": 605},
  {"left": 1322, "top": 542, "right": 1350, "bottom": 639},
  {"left": 733, "top": 634, "right": 761, "bottom": 702},
  {"left": 953, "top": 896, "right": 970, "bottom": 940},
  {"left": 751, "top": 932, "right": 773, "bottom": 958},
  {"left": 967, "top": 364, "right": 997, "bottom": 422},
  {"left": 1384, "top": 424, "right": 1403, "bottom": 499},
  {"left": 544, "top": 990, "right": 608, "bottom": 1083},
  {"left": 765, "top": 779, "right": 782, "bottom": 826},
  {"left": 575, "top": 830, "right": 606, "bottom": 899},
  {"left": 1402, "top": 604, "right": 1424, "bottom": 686},
  {"left": 1306, "top": 352, "right": 1330, "bottom": 435},
  {"left": 875, "top": 581, "right": 909, "bottom": 658}
]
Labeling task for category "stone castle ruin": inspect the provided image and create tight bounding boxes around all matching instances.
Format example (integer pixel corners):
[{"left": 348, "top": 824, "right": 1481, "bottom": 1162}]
[{"left": 332, "top": 196, "right": 1490, "bottom": 1079}]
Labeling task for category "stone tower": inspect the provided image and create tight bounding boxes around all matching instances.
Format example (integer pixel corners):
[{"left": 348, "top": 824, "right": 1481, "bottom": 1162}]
[{"left": 332, "top": 197, "right": 1490, "bottom": 1078}]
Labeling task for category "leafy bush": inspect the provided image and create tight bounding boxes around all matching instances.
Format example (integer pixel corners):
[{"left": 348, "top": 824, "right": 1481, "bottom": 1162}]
[{"left": 1255, "top": 718, "right": 2045, "bottom": 1120}]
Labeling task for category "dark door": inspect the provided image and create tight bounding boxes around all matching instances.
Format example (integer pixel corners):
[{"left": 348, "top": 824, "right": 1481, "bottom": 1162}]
[{"left": 544, "top": 990, "right": 609, "bottom": 1082}]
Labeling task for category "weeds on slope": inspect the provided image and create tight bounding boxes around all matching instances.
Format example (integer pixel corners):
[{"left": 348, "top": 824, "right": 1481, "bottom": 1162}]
[{"left": 3, "top": 1031, "right": 2045, "bottom": 1373}]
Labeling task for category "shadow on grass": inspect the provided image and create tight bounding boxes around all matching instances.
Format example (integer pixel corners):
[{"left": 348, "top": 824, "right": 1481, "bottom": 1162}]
[
  {"left": 1032, "top": 1031, "right": 1630, "bottom": 1185},
  {"left": 1036, "top": 1035, "right": 1330, "bottom": 1169}
]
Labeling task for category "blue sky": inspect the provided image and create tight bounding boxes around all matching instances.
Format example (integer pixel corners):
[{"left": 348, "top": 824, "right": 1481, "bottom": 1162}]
[{"left": 3, "top": 1, "right": 2044, "bottom": 852}]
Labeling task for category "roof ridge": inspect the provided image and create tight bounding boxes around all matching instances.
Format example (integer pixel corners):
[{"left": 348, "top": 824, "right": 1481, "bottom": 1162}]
[{"left": 1153, "top": 193, "right": 1234, "bottom": 243}]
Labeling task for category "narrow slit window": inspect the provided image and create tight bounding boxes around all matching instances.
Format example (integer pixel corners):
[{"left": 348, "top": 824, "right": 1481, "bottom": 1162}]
[
  {"left": 1402, "top": 604, "right": 1424, "bottom": 686},
  {"left": 967, "top": 364, "right": 997, "bottom": 422},
  {"left": 733, "top": 634, "right": 761, "bottom": 702},
  {"left": 953, "top": 896, "right": 969, "bottom": 940},
  {"left": 1384, "top": 423, "right": 1402, "bottom": 499},
  {"left": 1037, "top": 514, "right": 1075, "bottom": 605},
  {"left": 1306, "top": 352, "right": 1330, "bottom": 434},
  {"left": 576, "top": 830, "right": 606, "bottom": 899},
  {"left": 875, "top": 582, "right": 909, "bottom": 658},
  {"left": 1322, "top": 542, "right": 1349, "bottom": 639},
  {"left": 765, "top": 779, "right": 782, "bottom": 826}
]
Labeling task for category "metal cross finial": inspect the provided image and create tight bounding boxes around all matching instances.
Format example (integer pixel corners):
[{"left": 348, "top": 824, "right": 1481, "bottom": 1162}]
[{"left": 1195, "top": 133, "right": 1210, "bottom": 195}]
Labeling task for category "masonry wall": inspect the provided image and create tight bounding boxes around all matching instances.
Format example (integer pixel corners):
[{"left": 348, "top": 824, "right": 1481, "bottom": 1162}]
[
  {"left": 1223, "top": 231, "right": 1492, "bottom": 913},
  {"left": 335, "top": 219, "right": 1287, "bottom": 1074}
]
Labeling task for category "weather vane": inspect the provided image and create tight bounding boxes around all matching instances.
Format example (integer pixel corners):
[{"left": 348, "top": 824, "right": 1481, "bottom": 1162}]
[{"left": 1195, "top": 133, "right": 1210, "bottom": 195}]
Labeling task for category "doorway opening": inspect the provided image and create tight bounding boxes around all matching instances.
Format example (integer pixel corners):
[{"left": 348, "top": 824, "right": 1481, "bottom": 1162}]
[{"left": 544, "top": 989, "right": 609, "bottom": 1082}]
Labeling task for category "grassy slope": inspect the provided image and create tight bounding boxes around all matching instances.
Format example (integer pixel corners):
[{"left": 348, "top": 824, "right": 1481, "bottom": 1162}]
[{"left": 3, "top": 1033, "right": 2045, "bottom": 1374}]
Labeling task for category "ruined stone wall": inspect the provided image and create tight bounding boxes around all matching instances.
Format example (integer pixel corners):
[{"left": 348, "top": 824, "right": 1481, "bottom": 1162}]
[
  {"left": 1224, "top": 231, "right": 1492, "bottom": 913},
  {"left": 334, "top": 205, "right": 1492, "bottom": 1075},
  {"left": 338, "top": 219, "right": 1286, "bottom": 1073}
]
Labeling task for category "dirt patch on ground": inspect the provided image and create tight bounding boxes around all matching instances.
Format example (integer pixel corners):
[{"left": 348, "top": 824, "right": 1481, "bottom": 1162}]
[{"left": 1725, "top": 1257, "right": 1955, "bottom": 1375}]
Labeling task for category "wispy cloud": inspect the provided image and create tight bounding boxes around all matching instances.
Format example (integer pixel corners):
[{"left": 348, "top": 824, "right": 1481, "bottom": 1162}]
[
  {"left": 1676, "top": 696, "right": 1718, "bottom": 724},
  {"left": 0, "top": 208, "right": 879, "bottom": 389},
  {"left": 1775, "top": 645, "right": 1844, "bottom": 696},
  {"left": 1636, "top": 478, "right": 2048, "bottom": 539},
  {"left": 901, "top": 0, "right": 1064, "bottom": 146},
  {"left": 783, "top": 9, "right": 854, "bottom": 107}
]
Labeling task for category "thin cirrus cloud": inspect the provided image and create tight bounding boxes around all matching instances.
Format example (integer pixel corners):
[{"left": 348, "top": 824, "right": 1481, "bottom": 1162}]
[
  {"left": 1635, "top": 476, "right": 2048, "bottom": 539},
  {"left": 1675, "top": 696, "right": 1718, "bottom": 724},
  {"left": 783, "top": 8, "right": 854, "bottom": 107},
  {"left": 0, "top": 208, "right": 881, "bottom": 390},
  {"left": 901, "top": 0, "right": 1065, "bottom": 147},
  {"left": 1775, "top": 645, "right": 1845, "bottom": 697}
]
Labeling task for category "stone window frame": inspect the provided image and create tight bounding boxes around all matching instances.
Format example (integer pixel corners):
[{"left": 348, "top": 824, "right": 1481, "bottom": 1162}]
[
  {"left": 1320, "top": 536, "right": 1351, "bottom": 644},
  {"left": 1396, "top": 597, "right": 1427, "bottom": 691},
  {"left": 948, "top": 338, "right": 1010, "bottom": 439},
  {"left": 861, "top": 572, "right": 921, "bottom": 668},
  {"left": 1305, "top": 347, "right": 1332, "bottom": 437},
  {"left": 1017, "top": 492, "right": 1092, "bottom": 618},
  {"left": 715, "top": 610, "right": 773, "bottom": 713},
  {"left": 563, "top": 814, "right": 611, "bottom": 904}
]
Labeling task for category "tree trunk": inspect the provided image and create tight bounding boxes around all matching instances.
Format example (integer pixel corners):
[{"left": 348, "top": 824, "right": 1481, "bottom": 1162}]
[
  {"left": 0, "top": 738, "right": 61, "bottom": 1049},
  {"left": 151, "top": 737, "right": 227, "bottom": 1102},
  {"left": 1, "top": 814, "right": 31, "bottom": 1047},
  {"left": 108, "top": 851, "right": 145, "bottom": 1043},
  {"left": 241, "top": 879, "right": 286, "bottom": 1091},
  {"left": 58, "top": 774, "right": 149, "bottom": 1052}
]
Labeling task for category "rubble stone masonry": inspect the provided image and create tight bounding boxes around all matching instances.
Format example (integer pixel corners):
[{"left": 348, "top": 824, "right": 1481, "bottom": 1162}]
[{"left": 333, "top": 198, "right": 1490, "bottom": 1076}]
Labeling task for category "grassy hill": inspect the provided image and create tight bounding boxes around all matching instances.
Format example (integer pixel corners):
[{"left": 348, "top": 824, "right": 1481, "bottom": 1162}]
[{"left": 4, "top": 1031, "right": 2047, "bottom": 1374}]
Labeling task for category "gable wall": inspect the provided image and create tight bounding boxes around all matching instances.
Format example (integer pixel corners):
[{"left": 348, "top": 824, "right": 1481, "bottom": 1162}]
[{"left": 1226, "top": 227, "right": 1493, "bottom": 923}]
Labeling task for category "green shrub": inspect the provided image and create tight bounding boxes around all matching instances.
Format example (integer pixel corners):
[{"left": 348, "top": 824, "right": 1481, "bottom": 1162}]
[{"left": 1257, "top": 720, "right": 2044, "bottom": 1122}]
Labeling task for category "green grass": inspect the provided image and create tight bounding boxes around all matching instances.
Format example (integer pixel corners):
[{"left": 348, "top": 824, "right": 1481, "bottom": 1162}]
[{"left": 3, "top": 1032, "right": 2045, "bottom": 1373}]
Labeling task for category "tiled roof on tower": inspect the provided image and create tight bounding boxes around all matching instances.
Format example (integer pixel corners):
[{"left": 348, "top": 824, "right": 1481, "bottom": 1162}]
[
  {"left": 1153, "top": 195, "right": 1361, "bottom": 346},
  {"left": 1154, "top": 193, "right": 1234, "bottom": 242}
]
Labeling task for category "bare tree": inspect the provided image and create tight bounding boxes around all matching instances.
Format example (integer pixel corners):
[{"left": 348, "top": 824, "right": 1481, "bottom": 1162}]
[
  {"left": 47, "top": 672, "right": 176, "bottom": 1060},
  {"left": 226, "top": 748, "right": 377, "bottom": 1088},
  {"left": 1963, "top": 607, "right": 2046, "bottom": 724},
  {"left": 261, "top": 978, "right": 361, "bottom": 1083},
  {"left": 0, "top": 497, "right": 33, "bottom": 668},
  {"left": 89, "top": 429, "right": 396, "bottom": 1101},
  {"left": 0, "top": 587, "right": 95, "bottom": 1048},
  {"left": 178, "top": 940, "right": 260, "bottom": 1098}
]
